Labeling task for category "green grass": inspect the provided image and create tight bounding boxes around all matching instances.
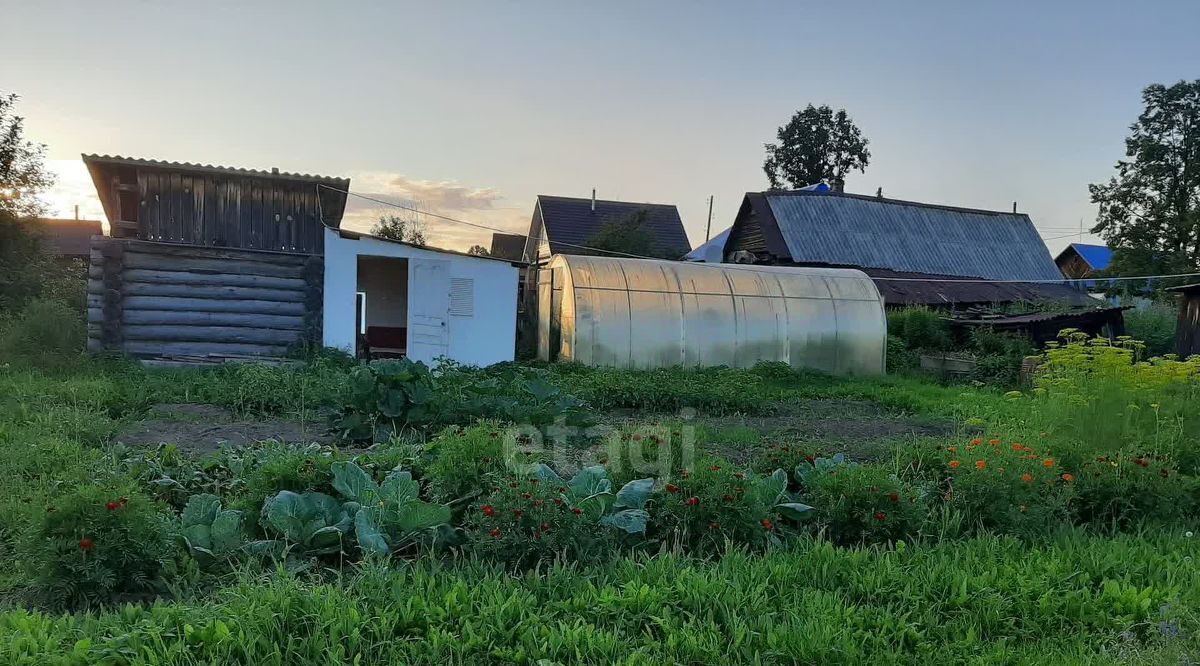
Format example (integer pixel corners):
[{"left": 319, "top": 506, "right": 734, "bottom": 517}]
[{"left": 2, "top": 530, "right": 1197, "bottom": 664}]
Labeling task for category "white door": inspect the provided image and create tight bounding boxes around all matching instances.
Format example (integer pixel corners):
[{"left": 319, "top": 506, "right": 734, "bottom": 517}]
[{"left": 408, "top": 259, "right": 450, "bottom": 363}]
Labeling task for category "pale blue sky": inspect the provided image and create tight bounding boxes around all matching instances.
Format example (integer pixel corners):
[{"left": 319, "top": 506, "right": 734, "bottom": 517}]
[{"left": 3, "top": 0, "right": 1198, "bottom": 253}]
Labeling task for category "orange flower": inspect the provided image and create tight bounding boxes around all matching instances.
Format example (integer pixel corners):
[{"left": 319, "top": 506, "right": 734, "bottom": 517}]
[
  {"left": 971, "top": 438, "right": 983, "bottom": 446},
  {"left": 1061, "top": 473, "right": 1075, "bottom": 482},
  {"left": 1043, "top": 458, "right": 1055, "bottom": 468},
  {"left": 988, "top": 439, "right": 1000, "bottom": 446},
  {"left": 949, "top": 460, "right": 961, "bottom": 469},
  {"left": 1011, "top": 443, "right": 1023, "bottom": 452},
  {"left": 1021, "top": 473, "right": 1033, "bottom": 483},
  {"left": 948, "top": 446, "right": 958, "bottom": 453},
  {"left": 975, "top": 460, "right": 987, "bottom": 470}
]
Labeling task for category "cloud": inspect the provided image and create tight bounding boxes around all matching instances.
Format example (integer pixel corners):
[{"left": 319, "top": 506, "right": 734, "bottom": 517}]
[
  {"left": 42, "top": 159, "right": 106, "bottom": 226},
  {"left": 341, "top": 171, "right": 529, "bottom": 252}
]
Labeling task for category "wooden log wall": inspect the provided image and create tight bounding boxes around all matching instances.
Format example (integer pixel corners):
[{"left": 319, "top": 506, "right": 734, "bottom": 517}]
[{"left": 87, "top": 237, "right": 322, "bottom": 358}]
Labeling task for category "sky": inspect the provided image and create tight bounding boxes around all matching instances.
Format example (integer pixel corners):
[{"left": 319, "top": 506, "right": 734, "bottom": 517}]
[{"left": 3, "top": 0, "right": 1198, "bottom": 255}]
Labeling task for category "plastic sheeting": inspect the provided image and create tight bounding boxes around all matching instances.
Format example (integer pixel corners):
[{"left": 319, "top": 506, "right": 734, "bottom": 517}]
[{"left": 537, "top": 255, "right": 886, "bottom": 375}]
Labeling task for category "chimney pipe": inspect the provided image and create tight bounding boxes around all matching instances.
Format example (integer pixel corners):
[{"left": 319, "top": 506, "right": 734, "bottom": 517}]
[
  {"left": 1012, "top": 201, "right": 1017, "bottom": 214},
  {"left": 831, "top": 177, "right": 845, "bottom": 193},
  {"left": 591, "top": 188, "right": 596, "bottom": 212},
  {"left": 74, "top": 205, "right": 79, "bottom": 220}
]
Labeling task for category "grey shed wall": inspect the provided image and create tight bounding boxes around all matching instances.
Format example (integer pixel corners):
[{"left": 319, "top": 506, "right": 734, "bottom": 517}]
[{"left": 87, "top": 237, "right": 323, "bottom": 358}]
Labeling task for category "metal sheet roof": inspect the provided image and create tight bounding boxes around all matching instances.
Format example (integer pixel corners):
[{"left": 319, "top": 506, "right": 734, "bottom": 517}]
[
  {"left": 763, "top": 192, "right": 1063, "bottom": 281},
  {"left": 534, "top": 195, "right": 690, "bottom": 257},
  {"left": 684, "top": 227, "right": 731, "bottom": 262},
  {"left": 1066, "top": 243, "right": 1113, "bottom": 271}
]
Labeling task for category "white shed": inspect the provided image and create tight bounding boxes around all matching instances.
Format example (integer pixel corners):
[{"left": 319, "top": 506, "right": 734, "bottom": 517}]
[{"left": 323, "top": 228, "right": 519, "bottom": 366}]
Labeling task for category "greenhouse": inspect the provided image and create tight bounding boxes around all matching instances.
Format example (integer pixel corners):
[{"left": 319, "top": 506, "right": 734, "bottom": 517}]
[{"left": 536, "top": 255, "right": 886, "bottom": 375}]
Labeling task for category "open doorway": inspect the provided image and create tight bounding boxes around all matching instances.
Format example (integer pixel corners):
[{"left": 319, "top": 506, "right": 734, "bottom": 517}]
[{"left": 356, "top": 256, "right": 409, "bottom": 358}]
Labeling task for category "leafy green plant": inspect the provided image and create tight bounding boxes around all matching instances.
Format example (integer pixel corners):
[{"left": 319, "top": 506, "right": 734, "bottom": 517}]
[
  {"left": 330, "top": 461, "right": 449, "bottom": 556},
  {"left": 179, "top": 494, "right": 246, "bottom": 563},
  {"left": 526, "top": 464, "right": 655, "bottom": 534},
  {"left": 801, "top": 461, "right": 928, "bottom": 545},
  {"left": 886, "top": 306, "right": 952, "bottom": 351},
  {"left": 424, "top": 423, "right": 509, "bottom": 504},
  {"left": 21, "top": 485, "right": 174, "bottom": 608},
  {"left": 650, "top": 458, "right": 808, "bottom": 552},
  {"left": 232, "top": 443, "right": 337, "bottom": 514},
  {"left": 332, "top": 359, "right": 439, "bottom": 441},
  {"left": 253, "top": 491, "right": 353, "bottom": 557},
  {"left": 1072, "top": 453, "right": 1194, "bottom": 527},
  {"left": 942, "top": 436, "right": 1072, "bottom": 537}
]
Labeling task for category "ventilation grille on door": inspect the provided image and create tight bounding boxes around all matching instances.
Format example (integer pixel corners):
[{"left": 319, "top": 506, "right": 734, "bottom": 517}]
[{"left": 449, "top": 277, "right": 474, "bottom": 317}]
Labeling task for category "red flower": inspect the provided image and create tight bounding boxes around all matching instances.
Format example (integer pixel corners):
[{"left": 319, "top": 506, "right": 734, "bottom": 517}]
[
  {"left": 970, "top": 438, "right": 982, "bottom": 446},
  {"left": 78, "top": 538, "right": 94, "bottom": 550},
  {"left": 481, "top": 504, "right": 496, "bottom": 517},
  {"left": 685, "top": 496, "right": 700, "bottom": 506},
  {"left": 988, "top": 439, "right": 1000, "bottom": 446},
  {"left": 558, "top": 487, "right": 568, "bottom": 494},
  {"left": 1061, "top": 473, "right": 1075, "bottom": 483},
  {"left": 553, "top": 498, "right": 563, "bottom": 506},
  {"left": 887, "top": 492, "right": 899, "bottom": 503},
  {"left": 489, "top": 528, "right": 501, "bottom": 538},
  {"left": 975, "top": 460, "right": 987, "bottom": 470},
  {"left": 533, "top": 499, "right": 545, "bottom": 508},
  {"left": 709, "top": 521, "right": 720, "bottom": 530},
  {"left": 105, "top": 501, "right": 121, "bottom": 511},
  {"left": 804, "top": 455, "right": 815, "bottom": 464},
  {"left": 1011, "top": 444, "right": 1023, "bottom": 452},
  {"left": 665, "top": 483, "right": 680, "bottom": 493},
  {"left": 761, "top": 519, "right": 773, "bottom": 530},
  {"left": 1161, "top": 468, "right": 1170, "bottom": 478},
  {"left": 571, "top": 507, "right": 583, "bottom": 515},
  {"left": 874, "top": 511, "right": 887, "bottom": 522}
]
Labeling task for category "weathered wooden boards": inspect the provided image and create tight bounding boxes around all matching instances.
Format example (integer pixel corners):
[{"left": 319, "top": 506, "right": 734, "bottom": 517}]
[{"left": 87, "top": 237, "right": 323, "bottom": 358}]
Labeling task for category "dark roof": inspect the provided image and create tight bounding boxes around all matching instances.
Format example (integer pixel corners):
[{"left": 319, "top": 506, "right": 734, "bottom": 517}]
[
  {"left": 81, "top": 154, "right": 349, "bottom": 185},
  {"left": 530, "top": 195, "right": 690, "bottom": 258},
  {"left": 735, "top": 190, "right": 1063, "bottom": 281},
  {"left": 336, "top": 228, "right": 522, "bottom": 265},
  {"left": 1167, "top": 282, "right": 1200, "bottom": 294},
  {"left": 35, "top": 218, "right": 103, "bottom": 257},
  {"left": 862, "top": 268, "right": 1096, "bottom": 307},
  {"left": 489, "top": 232, "right": 527, "bottom": 261},
  {"left": 950, "top": 306, "right": 1129, "bottom": 328}
]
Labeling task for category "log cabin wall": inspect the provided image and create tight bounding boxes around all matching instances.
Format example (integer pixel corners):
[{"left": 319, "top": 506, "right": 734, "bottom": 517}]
[{"left": 87, "top": 237, "right": 323, "bottom": 358}]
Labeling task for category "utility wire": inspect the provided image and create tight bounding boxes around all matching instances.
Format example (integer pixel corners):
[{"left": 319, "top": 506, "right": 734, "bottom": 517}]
[{"left": 319, "top": 184, "right": 1198, "bottom": 286}]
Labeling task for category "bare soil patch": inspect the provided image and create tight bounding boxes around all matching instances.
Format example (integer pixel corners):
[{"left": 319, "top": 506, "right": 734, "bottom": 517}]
[{"left": 114, "top": 403, "right": 333, "bottom": 456}]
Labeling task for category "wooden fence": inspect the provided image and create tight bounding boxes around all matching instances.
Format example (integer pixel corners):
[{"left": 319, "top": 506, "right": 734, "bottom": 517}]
[{"left": 87, "top": 237, "right": 323, "bottom": 358}]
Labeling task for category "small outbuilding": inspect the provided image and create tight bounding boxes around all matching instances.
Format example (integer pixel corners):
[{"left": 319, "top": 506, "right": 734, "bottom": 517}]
[
  {"left": 537, "top": 254, "right": 886, "bottom": 375},
  {"left": 1167, "top": 283, "right": 1200, "bottom": 359}
]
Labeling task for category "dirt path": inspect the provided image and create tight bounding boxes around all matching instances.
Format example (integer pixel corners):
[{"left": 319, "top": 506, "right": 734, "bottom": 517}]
[{"left": 113, "top": 404, "right": 334, "bottom": 456}]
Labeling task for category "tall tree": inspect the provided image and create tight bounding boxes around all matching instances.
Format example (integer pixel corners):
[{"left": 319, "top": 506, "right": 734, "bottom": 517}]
[
  {"left": 0, "top": 93, "right": 52, "bottom": 218},
  {"left": 1090, "top": 80, "right": 1200, "bottom": 279},
  {"left": 371, "top": 211, "right": 427, "bottom": 246},
  {"left": 467, "top": 244, "right": 490, "bottom": 256},
  {"left": 763, "top": 104, "right": 870, "bottom": 190}
]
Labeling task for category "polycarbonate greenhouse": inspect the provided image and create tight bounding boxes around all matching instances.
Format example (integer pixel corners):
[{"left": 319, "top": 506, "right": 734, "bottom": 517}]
[{"left": 536, "top": 255, "right": 887, "bottom": 375}]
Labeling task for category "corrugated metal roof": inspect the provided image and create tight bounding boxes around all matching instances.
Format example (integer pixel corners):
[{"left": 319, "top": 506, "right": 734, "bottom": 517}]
[
  {"left": 764, "top": 191, "right": 1063, "bottom": 281},
  {"left": 862, "top": 268, "right": 1096, "bottom": 306},
  {"left": 534, "top": 195, "right": 690, "bottom": 257},
  {"left": 81, "top": 154, "right": 349, "bottom": 185},
  {"left": 489, "top": 232, "right": 527, "bottom": 261},
  {"left": 1067, "top": 243, "right": 1113, "bottom": 271}
]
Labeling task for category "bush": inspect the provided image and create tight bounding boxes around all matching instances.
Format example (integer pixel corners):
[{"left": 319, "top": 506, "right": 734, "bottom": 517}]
[
  {"left": 885, "top": 334, "right": 918, "bottom": 373},
  {"left": 886, "top": 307, "right": 952, "bottom": 351},
  {"left": 649, "top": 457, "right": 797, "bottom": 553},
  {"left": 21, "top": 484, "right": 174, "bottom": 608},
  {"left": 1125, "top": 303, "right": 1177, "bottom": 358},
  {"left": 0, "top": 298, "right": 85, "bottom": 368},
  {"left": 800, "top": 460, "right": 928, "bottom": 545},
  {"left": 601, "top": 426, "right": 691, "bottom": 486},
  {"left": 466, "top": 474, "right": 611, "bottom": 565},
  {"left": 424, "top": 423, "right": 509, "bottom": 504},
  {"left": 942, "top": 436, "right": 1072, "bottom": 537},
  {"left": 968, "top": 328, "right": 1034, "bottom": 386},
  {"left": 231, "top": 444, "right": 338, "bottom": 514},
  {"left": 1072, "top": 453, "right": 1194, "bottom": 527}
]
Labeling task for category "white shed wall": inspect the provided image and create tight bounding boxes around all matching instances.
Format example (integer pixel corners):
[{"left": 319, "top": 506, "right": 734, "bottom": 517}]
[{"left": 323, "top": 228, "right": 518, "bottom": 366}]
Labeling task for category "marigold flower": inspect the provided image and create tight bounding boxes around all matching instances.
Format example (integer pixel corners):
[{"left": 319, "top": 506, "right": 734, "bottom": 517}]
[
  {"left": 949, "top": 460, "right": 961, "bottom": 469},
  {"left": 481, "top": 504, "right": 496, "bottom": 517},
  {"left": 78, "top": 538, "right": 94, "bottom": 550},
  {"left": 971, "top": 438, "right": 982, "bottom": 446},
  {"left": 761, "top": 519, "right": 774, "bottom": 530},
  {"left": 105, "top": 501, "right": 121, "bottom": 511},
  {"left": 709, "top": 522, "right": 720, "bottom": 530},
  {"left": 1161, "top": 468, "right": 1170, "bottom": 479},
  {"left": 948, "top": 446, "right": 958, "bottom": 453},
  {"left": 571, "top": 507, "right": 583, "bottom": 515},
  {"left": 975, "top": 460, "right": 987, "bottom": 470},
  {"left": 665, "top": 483, "right": 680, "bottom": 493},
  {"left": 1021, "top": 473, "right": 1033, "bottom": 483},
  {"left": 489, "top": 528, "right": 501, "bottom": 538},
  {"left": 888, "top": 492, "right": 899, "bottom": 503},
  {"left": 533, "top": 499, "right": 544, "bottom": 507},
  {"left": 685, "top": 496, "right": 700, "bottom": 506},
  {"left": 1061, "top": 473, "right": 1074, "bottom": 482},
  {"left": 1043, "top": 459, "right": 1055, "bottom": 468},
  {"left": 988, "top": 439, "right": 1000, "bottom": 446},
  {"left": 1011, "top": 444, "right": 1023, "bottom": 452},
  {"left": 874, "top": 511, "right": 887, "bottom": 521}
]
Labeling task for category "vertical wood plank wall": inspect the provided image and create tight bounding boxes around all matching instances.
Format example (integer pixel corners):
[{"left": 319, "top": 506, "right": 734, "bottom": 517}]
[{"left": 87, "top": 237, "right": 322, "bottom": 358}]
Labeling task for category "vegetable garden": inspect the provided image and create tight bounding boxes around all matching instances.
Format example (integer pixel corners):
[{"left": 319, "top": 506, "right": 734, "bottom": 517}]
[{"left": 1, "top": 332, "right": 1199, "bottom": 664}]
